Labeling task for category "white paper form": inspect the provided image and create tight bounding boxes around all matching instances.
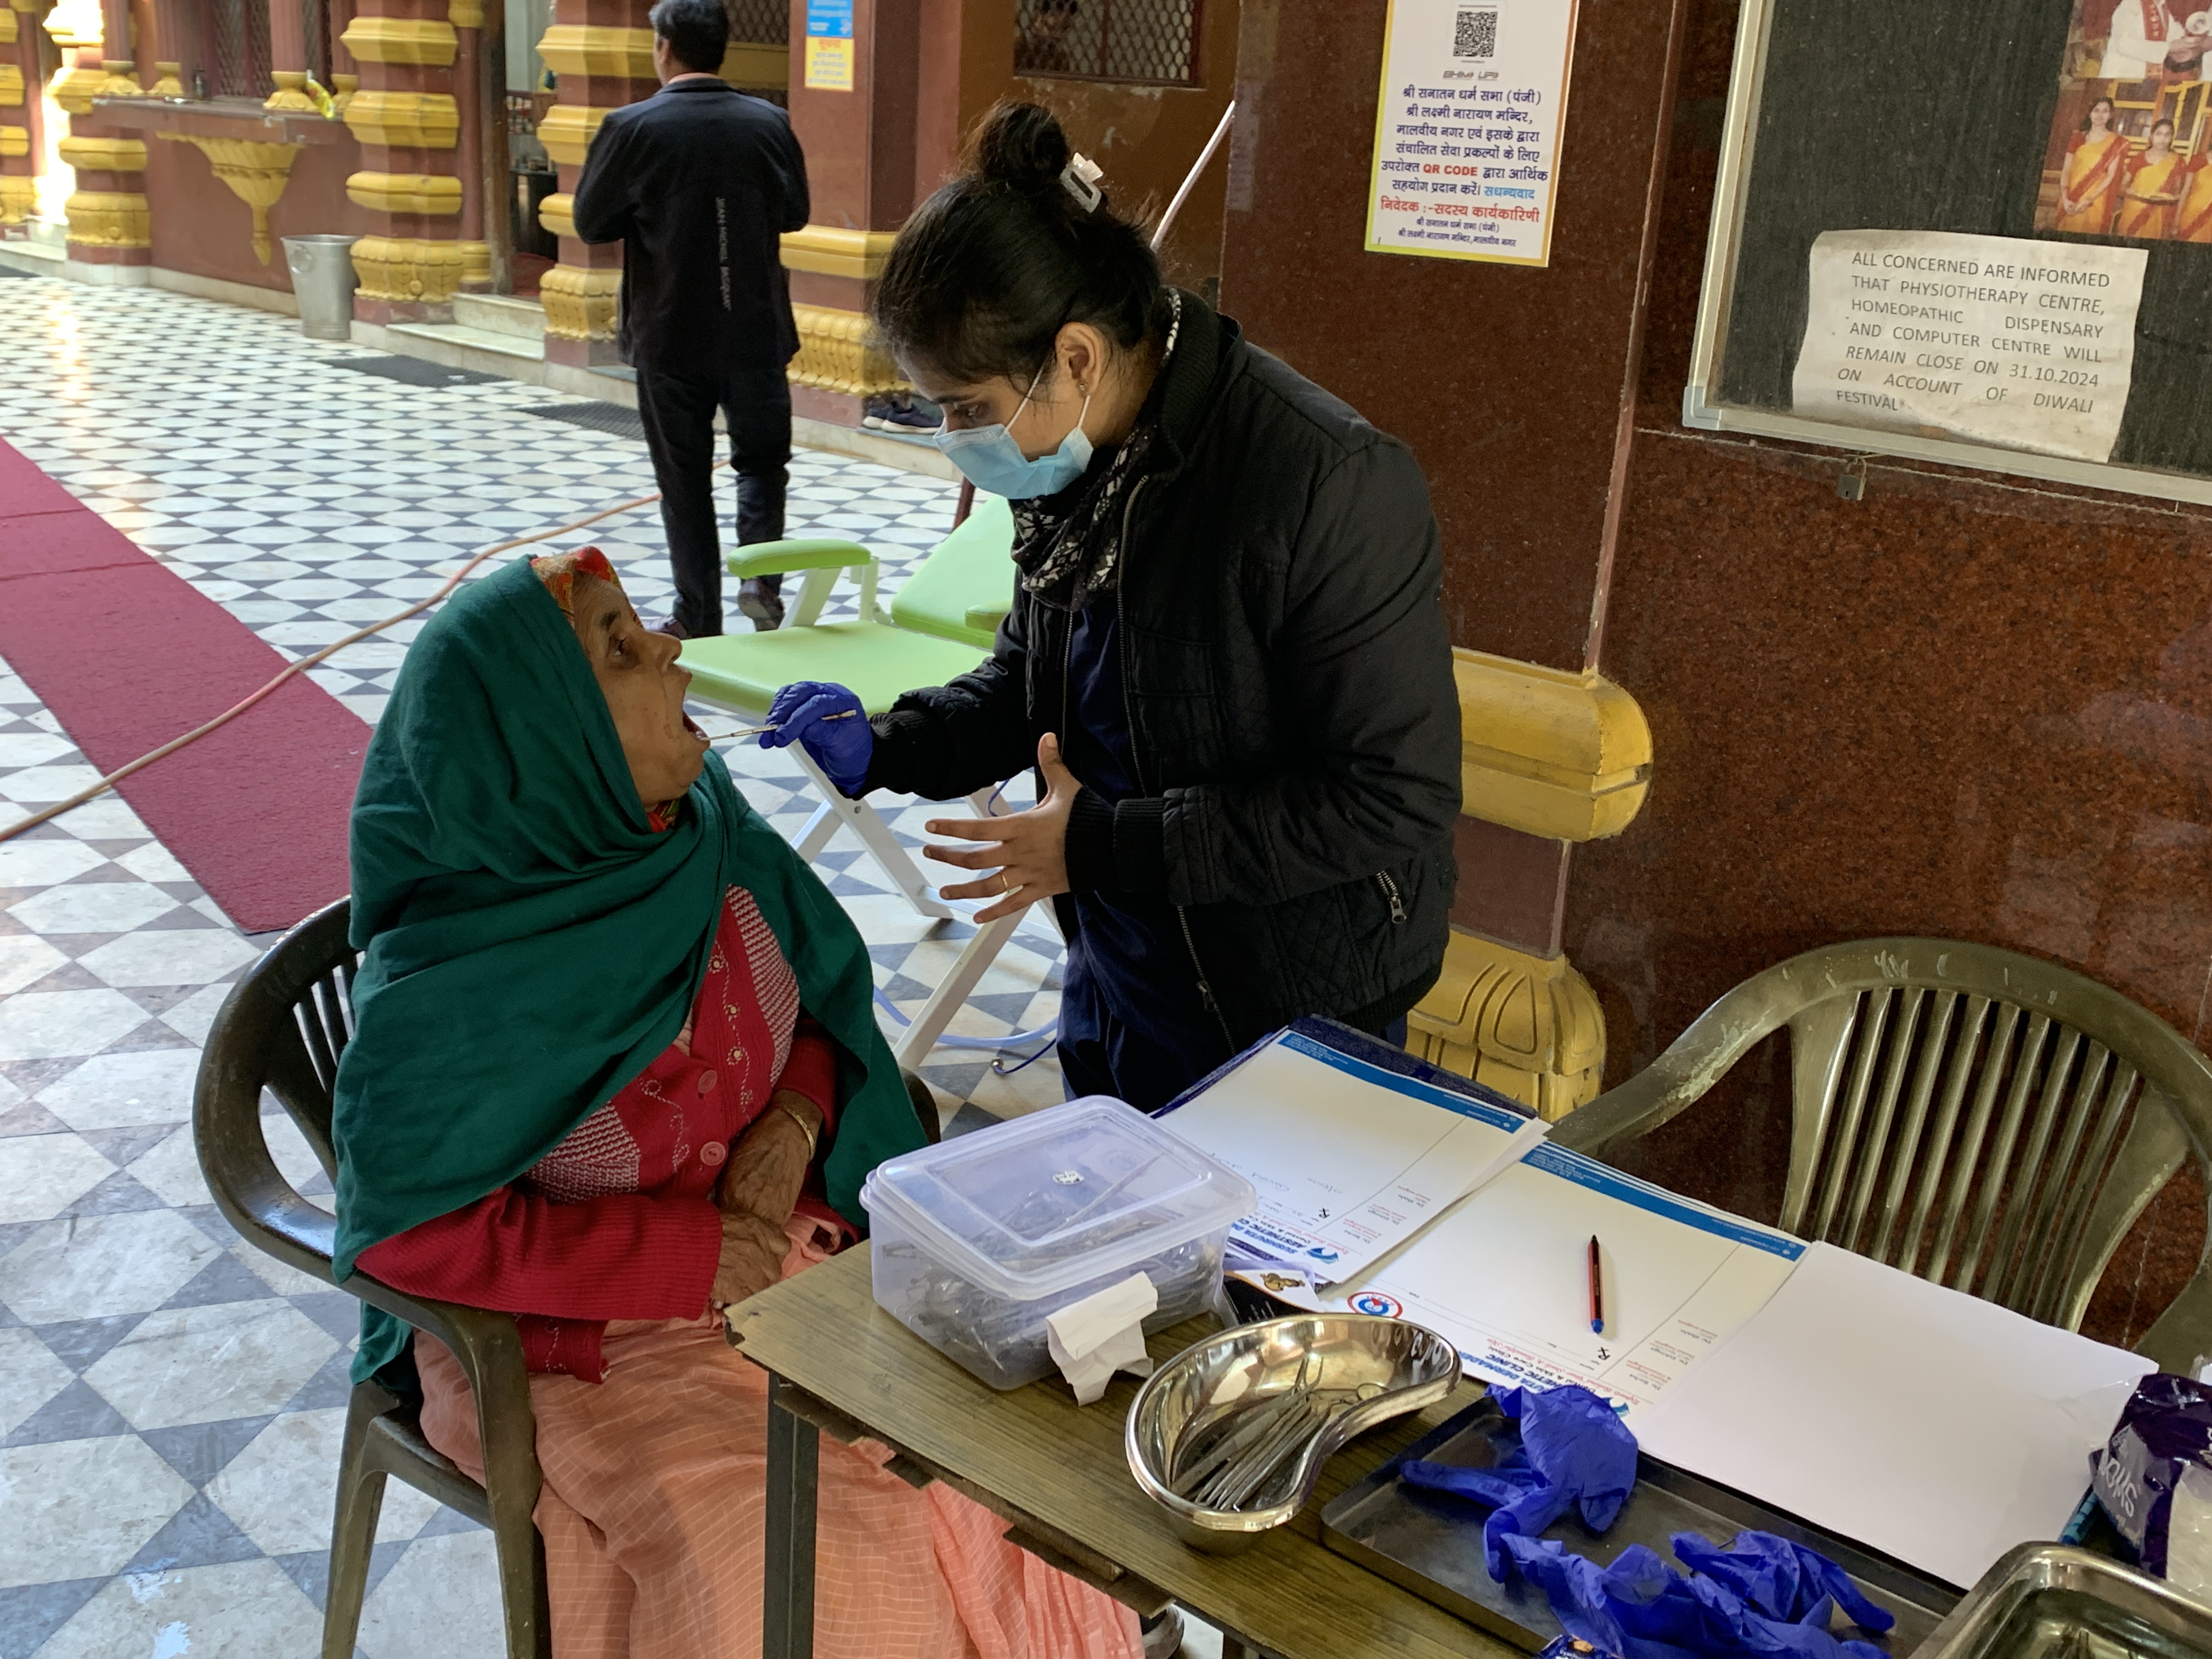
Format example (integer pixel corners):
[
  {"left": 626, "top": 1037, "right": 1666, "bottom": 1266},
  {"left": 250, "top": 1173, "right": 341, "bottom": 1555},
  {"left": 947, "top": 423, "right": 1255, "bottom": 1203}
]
[
  {"left": 1261, "top": 1143, "right": 1804, "bottom": 1423},
  {"left": 1633, "top": 1242, "right": 2152, "bottom": 1589},
  {"left": 1155, "top": 1030, "right": 1545, "bottom": 1286}
]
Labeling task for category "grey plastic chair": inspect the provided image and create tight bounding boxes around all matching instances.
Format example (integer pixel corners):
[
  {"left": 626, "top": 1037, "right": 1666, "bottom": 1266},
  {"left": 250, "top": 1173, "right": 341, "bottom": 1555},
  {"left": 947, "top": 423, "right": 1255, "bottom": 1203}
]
[
  {"left": 1551, "top": 937, "right": 2212, "bottom": 1374},
  {"left": 195, "top": 898, "right": 551, "bottom": 1659},
  {"left": 195, "top": 896, "right": 944, "bottom": 1659}
]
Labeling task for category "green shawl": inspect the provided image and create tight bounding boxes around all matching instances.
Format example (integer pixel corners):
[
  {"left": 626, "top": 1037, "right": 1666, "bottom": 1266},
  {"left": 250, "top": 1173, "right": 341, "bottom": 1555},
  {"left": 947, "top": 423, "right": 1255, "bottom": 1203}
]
[{"left": 332, "top": 556, "right": 921, "bottom": 1383}]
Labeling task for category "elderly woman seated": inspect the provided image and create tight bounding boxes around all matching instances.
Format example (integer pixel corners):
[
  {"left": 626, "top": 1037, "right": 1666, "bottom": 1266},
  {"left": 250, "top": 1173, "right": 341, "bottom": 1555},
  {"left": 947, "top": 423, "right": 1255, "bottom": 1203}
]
[{"left": 329, "top": 550, "right": 1143, "bottom": 1658}]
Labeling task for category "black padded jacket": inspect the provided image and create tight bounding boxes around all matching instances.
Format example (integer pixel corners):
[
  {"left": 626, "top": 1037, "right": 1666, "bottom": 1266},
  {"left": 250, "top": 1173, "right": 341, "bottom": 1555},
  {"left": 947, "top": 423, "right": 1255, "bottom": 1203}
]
[{"left": 864, "top": 294, "right": 1462, "bottom": 1047}]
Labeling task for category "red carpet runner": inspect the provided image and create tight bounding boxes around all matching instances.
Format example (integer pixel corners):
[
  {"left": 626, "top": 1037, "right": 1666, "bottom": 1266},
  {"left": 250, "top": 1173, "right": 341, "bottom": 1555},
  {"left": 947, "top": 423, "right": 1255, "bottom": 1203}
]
[{"left": 0, "top": 438, "right": 366, "bottom": 932}]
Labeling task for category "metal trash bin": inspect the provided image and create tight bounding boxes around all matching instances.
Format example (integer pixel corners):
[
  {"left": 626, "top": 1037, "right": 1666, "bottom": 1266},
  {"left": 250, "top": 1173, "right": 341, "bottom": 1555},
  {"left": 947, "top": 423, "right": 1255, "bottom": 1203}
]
[{"left": 281, "top": 234, "right": 361, "bottom": 341}]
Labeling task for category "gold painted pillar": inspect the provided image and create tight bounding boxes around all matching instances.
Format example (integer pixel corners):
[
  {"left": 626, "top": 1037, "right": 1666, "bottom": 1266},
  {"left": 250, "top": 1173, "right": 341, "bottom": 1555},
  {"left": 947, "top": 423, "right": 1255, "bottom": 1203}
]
[
  {"left": 340, "top": 0, "right": 465, "bottom": 323},
  {"left": 50, "top": 0, "right": 151, "bottom": 281},
  {"left": 1405, "top": 651, "right": 1654, "bottom": 1119},
  {"left": 782, "top": 0, "right": 910, "bottom": 424},
  {"left": 0, "top": 1, "right": 35, "bottom": 227},
  {"left": 533, "top": 0, "right": 654, "bottom": 368}
]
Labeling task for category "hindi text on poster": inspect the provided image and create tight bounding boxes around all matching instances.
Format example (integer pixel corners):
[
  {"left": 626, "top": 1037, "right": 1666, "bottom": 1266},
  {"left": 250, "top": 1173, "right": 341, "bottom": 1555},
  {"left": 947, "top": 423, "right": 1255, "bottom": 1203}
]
[
  {"left": 1791, "top": 230, "right": 2147, "bottom": 465},
  {"left": 1364, "top": 0, "right": 1581, "bottom": 268}
]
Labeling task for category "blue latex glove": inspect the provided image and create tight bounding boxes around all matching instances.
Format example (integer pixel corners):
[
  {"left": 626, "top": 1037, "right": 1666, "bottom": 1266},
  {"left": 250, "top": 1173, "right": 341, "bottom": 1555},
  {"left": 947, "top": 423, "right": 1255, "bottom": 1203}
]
[
  {"left": 1498, "top": 1533, "right": 1892, "bottom": 1659},
  {"left": 1402, "top": 1385, "right": 1639, "bottom": 1579},
  {"left": 761, "top": 681, "right": 872, "bottom": 797},
  {"left": 1670, "top": 1532, "right": 1895, "bottom": 1633}
]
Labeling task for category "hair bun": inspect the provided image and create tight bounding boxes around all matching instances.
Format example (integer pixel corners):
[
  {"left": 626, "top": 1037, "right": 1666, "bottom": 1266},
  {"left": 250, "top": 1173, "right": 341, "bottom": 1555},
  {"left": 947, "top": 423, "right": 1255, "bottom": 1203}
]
[{"left": 972, "top": 101, "right": 1073, "bottom": 196}]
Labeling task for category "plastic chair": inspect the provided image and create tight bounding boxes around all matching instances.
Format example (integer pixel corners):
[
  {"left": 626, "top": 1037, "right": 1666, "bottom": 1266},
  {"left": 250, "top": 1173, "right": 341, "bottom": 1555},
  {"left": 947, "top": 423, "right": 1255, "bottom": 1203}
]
[
  {"left": 1550, "top": 936, "right": 2212, "bottom": 1372},
  {"left": 194, "top": 898, "right": 944, "bottom": 1659},
  {"left": 685, "top": 499, "right": 1054, "bottom": 1067}
]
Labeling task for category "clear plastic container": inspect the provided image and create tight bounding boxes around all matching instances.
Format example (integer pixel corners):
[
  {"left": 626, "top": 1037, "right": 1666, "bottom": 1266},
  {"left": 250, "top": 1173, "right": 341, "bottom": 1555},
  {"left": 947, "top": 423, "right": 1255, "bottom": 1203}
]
[{"left": 861, "top": 1097, "right": 1257, "bottom": 1390}]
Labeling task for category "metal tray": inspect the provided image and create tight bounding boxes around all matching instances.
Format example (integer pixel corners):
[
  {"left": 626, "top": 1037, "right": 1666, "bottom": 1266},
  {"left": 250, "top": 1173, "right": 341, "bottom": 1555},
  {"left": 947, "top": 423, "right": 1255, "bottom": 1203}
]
[
  {"left": 1914, "top": 1544, "right": 2212, "bottom": 1659},
  {"left": 1322, "top": 1396, "right": 1962, "bottom": 1655}
]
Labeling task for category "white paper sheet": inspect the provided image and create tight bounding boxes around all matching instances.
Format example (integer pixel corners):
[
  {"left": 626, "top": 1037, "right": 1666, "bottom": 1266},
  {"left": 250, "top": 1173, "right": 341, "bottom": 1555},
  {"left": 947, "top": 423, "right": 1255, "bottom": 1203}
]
[
  {"left": 1633, "top": 1242, "right": 2154, "bottom": 1589},
  {"left": 1251, "top": 1143, "right": 1804, "bottom": 1422},
  {"left": 1790, "top": 229, "right": 2146, "bottom": 464},
  {"left": 1156, "top": 1030, "right": 1545, "bottom": 1286}
]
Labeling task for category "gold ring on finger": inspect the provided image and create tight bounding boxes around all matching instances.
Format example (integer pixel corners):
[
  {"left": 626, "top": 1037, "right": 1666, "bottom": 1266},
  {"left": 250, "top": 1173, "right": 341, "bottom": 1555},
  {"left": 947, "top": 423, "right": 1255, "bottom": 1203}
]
[{"left": 1000, "top": 872, "right": 1013, "bottom": 895}]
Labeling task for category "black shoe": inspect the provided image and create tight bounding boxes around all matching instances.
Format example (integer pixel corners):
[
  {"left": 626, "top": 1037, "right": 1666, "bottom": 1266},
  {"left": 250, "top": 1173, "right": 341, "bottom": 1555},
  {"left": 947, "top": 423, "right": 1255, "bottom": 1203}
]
[
  {"left": 737, "top": 578, "right": 785, "bottom": 631},
  {"left": 651, "top": 617, "right": 689, "bottom": 640}
]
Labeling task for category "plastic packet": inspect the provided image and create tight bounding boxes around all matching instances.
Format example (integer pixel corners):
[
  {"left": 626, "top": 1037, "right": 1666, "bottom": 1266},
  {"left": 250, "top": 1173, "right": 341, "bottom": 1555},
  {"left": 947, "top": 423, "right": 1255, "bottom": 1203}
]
[{"left": 2090, "top": 1372, "right": 2212, "bottom": 1582}]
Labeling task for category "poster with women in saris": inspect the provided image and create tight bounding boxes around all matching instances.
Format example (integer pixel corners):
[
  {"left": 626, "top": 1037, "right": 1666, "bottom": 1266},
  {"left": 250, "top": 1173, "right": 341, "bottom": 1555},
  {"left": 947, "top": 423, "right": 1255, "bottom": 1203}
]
[{"left": 2036, "top": 0, "right": 2212, "bottom": 242}]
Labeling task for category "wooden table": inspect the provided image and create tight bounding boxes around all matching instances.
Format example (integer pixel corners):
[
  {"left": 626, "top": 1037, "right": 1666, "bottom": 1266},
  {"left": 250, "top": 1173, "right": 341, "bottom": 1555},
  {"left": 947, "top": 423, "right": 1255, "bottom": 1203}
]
[{"left": 728, "top": 1249, "right": 1515, "bottom": 1659}]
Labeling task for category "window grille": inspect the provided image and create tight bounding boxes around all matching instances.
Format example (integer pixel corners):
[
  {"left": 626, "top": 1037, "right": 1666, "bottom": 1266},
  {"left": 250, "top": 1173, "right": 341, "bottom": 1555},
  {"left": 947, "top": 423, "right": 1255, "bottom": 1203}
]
[
  {"left": 207, "top": 0, "right": 273, "bottom": 98},
  {"left": 1014, "top": 0, "right": 1201, "bottom": 87},
  {"left": 725, "top": 0, "right": 787, "bottom": 45}
]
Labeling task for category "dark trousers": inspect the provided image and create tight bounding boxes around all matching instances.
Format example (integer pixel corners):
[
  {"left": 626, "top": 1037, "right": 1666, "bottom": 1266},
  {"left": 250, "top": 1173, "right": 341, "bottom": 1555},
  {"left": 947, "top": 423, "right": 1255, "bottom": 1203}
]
[
  {"left": 635, "top": 359, "right": 791, "bottom": 636},
  {"left": 1056, "top": 957, "right": 1409, "bottom": 1111}
]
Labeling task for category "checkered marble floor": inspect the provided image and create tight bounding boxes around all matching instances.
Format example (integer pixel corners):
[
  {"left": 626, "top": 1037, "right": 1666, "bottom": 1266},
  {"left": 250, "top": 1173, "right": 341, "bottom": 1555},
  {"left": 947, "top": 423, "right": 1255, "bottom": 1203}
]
[{"left": 0, "top": 275, "right": 1072, "bottom": 1655}]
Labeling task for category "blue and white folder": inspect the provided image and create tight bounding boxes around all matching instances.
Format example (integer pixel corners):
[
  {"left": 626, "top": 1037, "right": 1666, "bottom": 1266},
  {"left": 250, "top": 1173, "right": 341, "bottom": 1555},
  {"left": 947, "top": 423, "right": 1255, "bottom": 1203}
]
[{"left": 1153, "top": 1019, "right": 1548, "bottom": 1289}]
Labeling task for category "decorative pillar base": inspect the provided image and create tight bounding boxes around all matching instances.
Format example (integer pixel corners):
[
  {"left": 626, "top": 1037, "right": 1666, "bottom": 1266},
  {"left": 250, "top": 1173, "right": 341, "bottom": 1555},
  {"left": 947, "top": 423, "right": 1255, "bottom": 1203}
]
[
  {"left": 540, "top": 261, "right": 620, "bottom": 361},
  {"left": 63, "top": 188, "right": 151, "bottom": 261},
  {"left": 1406, "top": 929, "right": 1605, "bottom": 1121},
  {"left": 0, "top": 177, "right": 31, "bottom": 224},
  {"left": 349, "top": 234, "right": 465, "bottom": 323}
]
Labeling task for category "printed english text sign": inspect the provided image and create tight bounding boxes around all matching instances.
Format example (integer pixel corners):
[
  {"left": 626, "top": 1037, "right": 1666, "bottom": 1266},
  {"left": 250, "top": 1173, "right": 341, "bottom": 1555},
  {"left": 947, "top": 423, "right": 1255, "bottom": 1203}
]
[
  {"left": 1791, "top": 230, "right": 2147, "bottom": 464},
  {"left": 1364, "top": 0, "right": 1581, "bottom": 267}
]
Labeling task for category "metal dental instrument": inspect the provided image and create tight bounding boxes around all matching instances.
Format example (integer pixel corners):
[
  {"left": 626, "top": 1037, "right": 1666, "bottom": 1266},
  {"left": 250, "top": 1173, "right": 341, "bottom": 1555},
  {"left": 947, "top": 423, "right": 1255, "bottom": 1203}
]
[{"left": 696, "top": 709, "right": 863, "bottom": 743}]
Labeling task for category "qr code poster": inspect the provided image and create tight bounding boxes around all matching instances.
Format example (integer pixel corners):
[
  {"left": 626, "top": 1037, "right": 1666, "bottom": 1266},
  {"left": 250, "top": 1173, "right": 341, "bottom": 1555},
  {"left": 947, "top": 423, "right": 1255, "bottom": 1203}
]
[
  {"left": 2032, "top": 1, "right": 2212, "bottom": 243},
  {"left": 1365, "top": 0, "right": 1582, "bottom": 267}
]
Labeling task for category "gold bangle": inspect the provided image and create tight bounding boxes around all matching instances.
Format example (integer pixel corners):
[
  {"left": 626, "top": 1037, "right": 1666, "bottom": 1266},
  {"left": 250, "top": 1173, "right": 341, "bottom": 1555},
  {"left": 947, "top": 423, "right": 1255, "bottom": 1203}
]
[{"left": 777, "top": 1099, "right": 820, "bottom": 1155}]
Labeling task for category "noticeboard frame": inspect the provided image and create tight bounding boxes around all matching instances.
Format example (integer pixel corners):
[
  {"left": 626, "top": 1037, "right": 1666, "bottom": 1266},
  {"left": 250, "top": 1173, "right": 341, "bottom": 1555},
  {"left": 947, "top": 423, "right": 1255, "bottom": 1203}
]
[{"left": 1683, "top": 0, "right": 2212, "bottom": 508}]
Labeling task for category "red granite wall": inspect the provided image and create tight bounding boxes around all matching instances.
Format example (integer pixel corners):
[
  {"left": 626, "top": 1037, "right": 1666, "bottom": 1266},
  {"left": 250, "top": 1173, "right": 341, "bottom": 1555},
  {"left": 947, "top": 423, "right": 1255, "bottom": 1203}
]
[
  {"left": 1565, "top": 0, "right": 2212, "bottom": 1347},
  {"left": 1216, "top": 0, "right": 2212, "bottom": 1347},
  {"left": 144, "top": 137, "right": 372, "bottom": 293}
]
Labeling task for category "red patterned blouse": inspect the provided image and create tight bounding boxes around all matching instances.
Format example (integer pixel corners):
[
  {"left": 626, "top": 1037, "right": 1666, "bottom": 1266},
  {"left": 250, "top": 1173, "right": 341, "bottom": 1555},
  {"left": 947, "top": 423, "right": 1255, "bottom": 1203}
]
[{"left": 357, "top": 887, "right": 840, "bottom": 1382}]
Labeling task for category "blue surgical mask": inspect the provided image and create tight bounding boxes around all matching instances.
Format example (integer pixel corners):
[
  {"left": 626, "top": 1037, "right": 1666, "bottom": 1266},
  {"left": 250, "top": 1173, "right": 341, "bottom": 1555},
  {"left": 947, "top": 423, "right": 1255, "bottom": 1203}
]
[{"left": 931, "top": 368, "right": 1094, "bottom": 499}]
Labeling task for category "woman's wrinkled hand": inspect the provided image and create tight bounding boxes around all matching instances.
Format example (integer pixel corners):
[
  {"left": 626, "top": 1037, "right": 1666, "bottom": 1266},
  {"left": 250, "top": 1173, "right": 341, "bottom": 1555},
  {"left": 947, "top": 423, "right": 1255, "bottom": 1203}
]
[
  {"left": 714, "top": 1091, "right": 824, "bottom": 1227},
  {"left": 711, "top": 1208, "right": 792, "bottom": 1308}
]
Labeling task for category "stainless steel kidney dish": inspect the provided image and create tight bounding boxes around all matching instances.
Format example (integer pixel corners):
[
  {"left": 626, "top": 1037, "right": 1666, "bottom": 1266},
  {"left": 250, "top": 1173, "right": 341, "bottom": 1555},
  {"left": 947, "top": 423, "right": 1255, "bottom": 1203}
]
[{"left": 1125, "top": 1314, "right": 1460, "bottom": 1554}]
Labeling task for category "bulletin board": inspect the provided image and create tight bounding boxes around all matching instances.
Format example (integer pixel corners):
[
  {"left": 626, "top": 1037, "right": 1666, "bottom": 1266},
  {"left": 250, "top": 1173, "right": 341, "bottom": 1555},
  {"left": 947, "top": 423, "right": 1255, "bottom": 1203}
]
[{"left": 1686, "top": 0, "right": 2212, "bottom": 504}]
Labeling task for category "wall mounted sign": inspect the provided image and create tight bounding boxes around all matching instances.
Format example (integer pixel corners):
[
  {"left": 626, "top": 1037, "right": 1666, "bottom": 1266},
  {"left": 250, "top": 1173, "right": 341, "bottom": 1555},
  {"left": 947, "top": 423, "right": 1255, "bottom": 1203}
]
[
  {"left": 1792, "top": 230, "right": 2147, "bottom": 464},
  {"left": 1363, "top": 0, "right": 1582, "bottom": 267},
  {"left": 804, "top": 0, "right": 854, "bottom": 92},
  {"left": 1686, "top": 0, "right": 2212, "bottom": 505}
]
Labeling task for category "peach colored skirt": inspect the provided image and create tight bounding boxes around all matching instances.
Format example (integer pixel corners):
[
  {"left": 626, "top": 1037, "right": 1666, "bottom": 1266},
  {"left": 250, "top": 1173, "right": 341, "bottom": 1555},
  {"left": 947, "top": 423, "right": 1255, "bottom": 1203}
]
[{"left": 417, "top": 1228, "right": 1144, "bottom": 1659}]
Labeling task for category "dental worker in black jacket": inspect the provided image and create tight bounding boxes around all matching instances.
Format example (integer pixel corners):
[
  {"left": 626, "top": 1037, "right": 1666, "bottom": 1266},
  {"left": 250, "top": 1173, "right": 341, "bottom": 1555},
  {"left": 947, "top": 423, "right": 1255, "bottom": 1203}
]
[{"left": 764, "top": 102, "right": 1462, "bottom": 1111}]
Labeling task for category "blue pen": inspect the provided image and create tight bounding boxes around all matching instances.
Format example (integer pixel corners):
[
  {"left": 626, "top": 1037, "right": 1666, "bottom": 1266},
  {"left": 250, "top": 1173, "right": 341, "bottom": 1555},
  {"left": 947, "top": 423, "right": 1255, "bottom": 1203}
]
[{"left": 1587, "top": 1234, "right": 1604, "bottom": 1335}]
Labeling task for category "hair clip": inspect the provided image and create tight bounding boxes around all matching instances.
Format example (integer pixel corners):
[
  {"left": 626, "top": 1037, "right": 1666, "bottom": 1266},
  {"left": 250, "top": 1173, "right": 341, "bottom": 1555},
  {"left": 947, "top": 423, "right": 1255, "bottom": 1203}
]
[{"left": 1060, "top": 153, "right": 1104, "bottom": 212}]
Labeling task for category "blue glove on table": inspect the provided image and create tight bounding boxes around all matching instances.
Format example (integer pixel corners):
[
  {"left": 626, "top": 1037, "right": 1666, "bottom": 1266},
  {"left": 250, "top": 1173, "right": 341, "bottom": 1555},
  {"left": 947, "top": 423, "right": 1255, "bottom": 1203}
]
[
  {"left": 1401, "top": 1385, "right": 1894, "bottom": 1659},
  {"left": 1498, "top": 1533, "right": 1892, "bottom": 1659},
  {"left": 1402, "top": 1384, "right": 1638, "bottom": 1579},
  {"left": 761, "top": 681, "right": 872, "bottom": 797}
]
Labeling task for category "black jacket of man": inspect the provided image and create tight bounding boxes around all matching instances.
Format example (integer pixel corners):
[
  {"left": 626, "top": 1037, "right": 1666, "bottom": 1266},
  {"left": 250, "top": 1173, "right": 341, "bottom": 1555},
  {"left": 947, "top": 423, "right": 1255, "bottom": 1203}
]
[
  {"left": 864, "top": 294, "right": 1462, "bottom": 1046},
  {"left": 571, "top": 78, "right": 808, "bottom": 375}
]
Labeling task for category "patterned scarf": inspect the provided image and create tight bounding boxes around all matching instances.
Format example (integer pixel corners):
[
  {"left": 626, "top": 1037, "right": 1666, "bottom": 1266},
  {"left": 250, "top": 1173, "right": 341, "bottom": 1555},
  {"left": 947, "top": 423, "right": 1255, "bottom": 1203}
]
[
  {"left": 532, "top": 545, "right": 681, "bottom": 832},
  {"left": 1010, "top": 291, "right": 1181, "bottom": 613}
]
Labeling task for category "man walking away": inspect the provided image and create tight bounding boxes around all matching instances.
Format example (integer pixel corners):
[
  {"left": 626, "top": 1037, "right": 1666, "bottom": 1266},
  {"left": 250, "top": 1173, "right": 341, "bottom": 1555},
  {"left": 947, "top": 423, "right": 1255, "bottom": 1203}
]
[{"left": 573, "top": 0, "right": 809, "bottom": 635}]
